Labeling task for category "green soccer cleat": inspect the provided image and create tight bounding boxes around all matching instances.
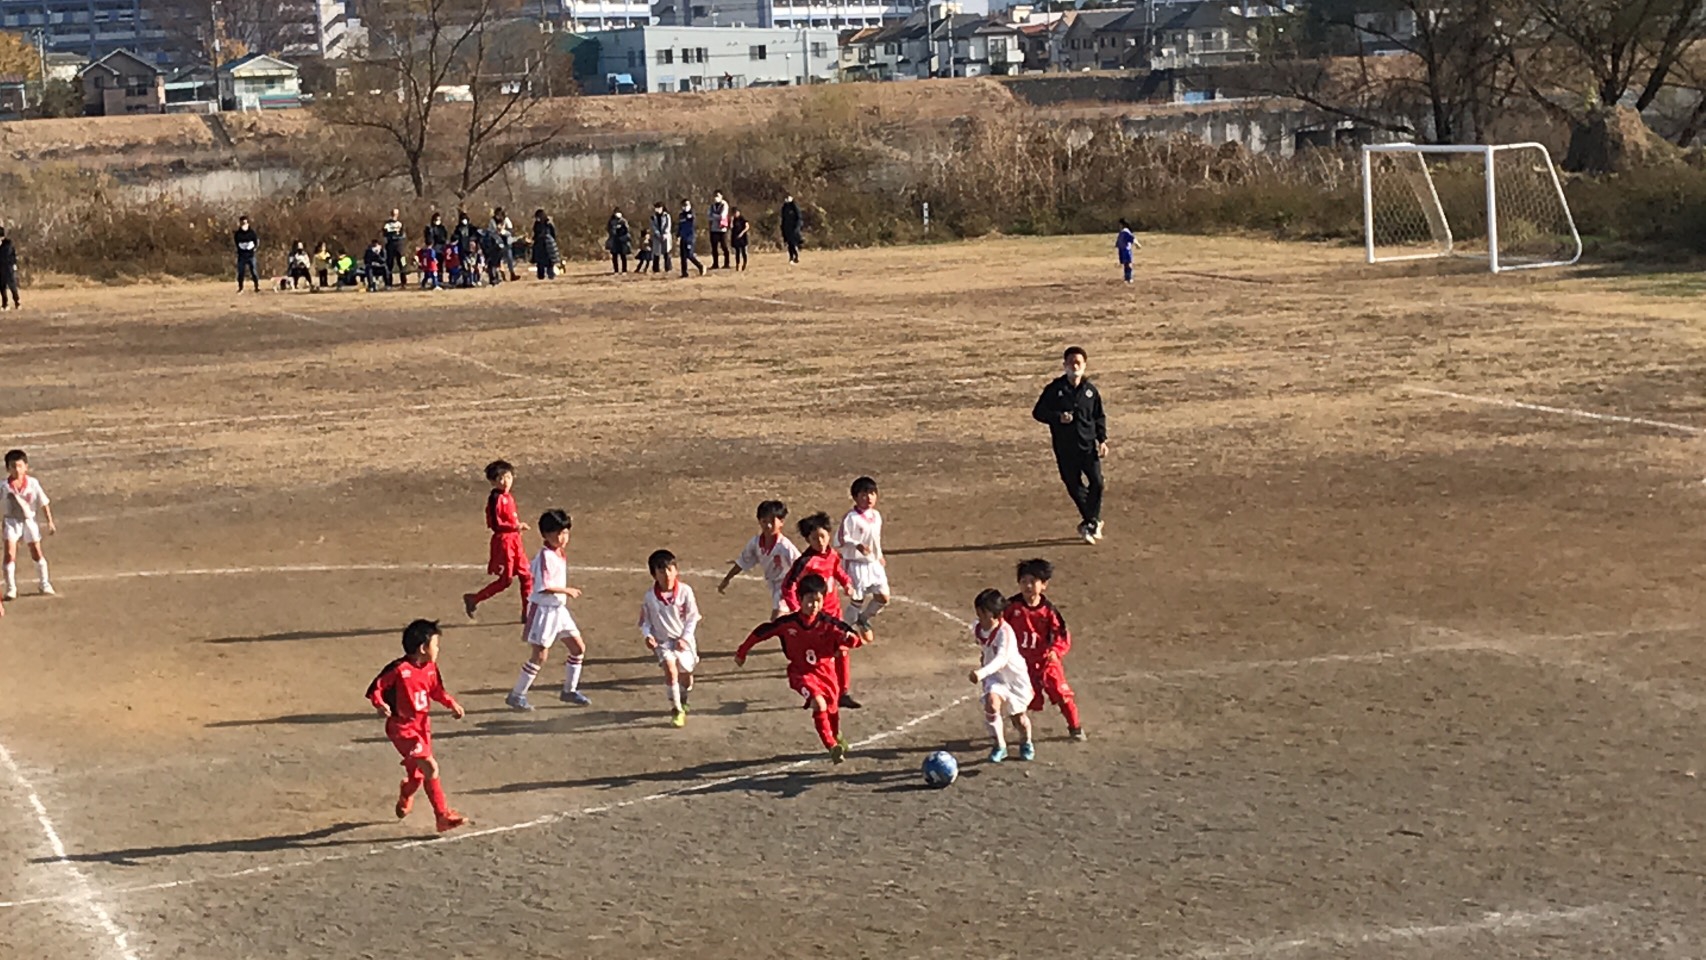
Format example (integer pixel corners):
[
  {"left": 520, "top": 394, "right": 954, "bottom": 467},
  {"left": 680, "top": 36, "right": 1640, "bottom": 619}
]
[
  {"left": 829, "top": 741, "right": 849, "bottom": 764},
  {"left": 670, "top": 707, "right": 687, "bottom": 728}
]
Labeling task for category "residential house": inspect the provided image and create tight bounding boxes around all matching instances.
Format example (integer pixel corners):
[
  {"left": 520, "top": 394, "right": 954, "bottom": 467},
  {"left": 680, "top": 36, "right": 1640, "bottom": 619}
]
[
  {"left": 44, "top": 52, "right": 86, "bottom": 83},
  {"left": 1015, "top": 19, "right": 1057, "bottom": 72},
  {"left": 218, "top": 53, "right": 302, "bottom": 110},
  {"left": 1051, "top": 8, "right": 1132, "bottom": 72},
  {"left": 1148, "top": 1, "right": 1258, "bottom": 68},
  {"left": 0, "top": 75, "right": 26, "bottom": 117},
  {"left": 840, "top": 12, "right": 930, "bottom": 79},
  {"left": 78, "top": 48, "right": 164, "bottom": 115},
  {"left": 946, "top": 15, "right": 1021, "bottom": 77},
  {"left": 164, "top": 63, "right": 217, "bottom": 112}
]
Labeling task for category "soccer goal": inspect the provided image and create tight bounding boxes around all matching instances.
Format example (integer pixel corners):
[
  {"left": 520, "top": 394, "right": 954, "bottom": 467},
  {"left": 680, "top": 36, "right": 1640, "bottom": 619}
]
[{"left": 1362, "top": 143, "right": 1583, "bottom": 273}]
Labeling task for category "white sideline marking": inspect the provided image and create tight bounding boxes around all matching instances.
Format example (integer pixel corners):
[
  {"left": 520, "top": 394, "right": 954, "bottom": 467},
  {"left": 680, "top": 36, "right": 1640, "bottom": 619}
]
[
  {"left": 1191, "top": 903, "right": 1608, "bottom": 958},
  {"left": 0, "top": 741, "right": 140, "bottom": 959},
  {"left": 6, "top": 394, "right": 564, "bottom": 442},
  {"left": 1413, "top": 386, "right": 1704, "bottom": 436}
]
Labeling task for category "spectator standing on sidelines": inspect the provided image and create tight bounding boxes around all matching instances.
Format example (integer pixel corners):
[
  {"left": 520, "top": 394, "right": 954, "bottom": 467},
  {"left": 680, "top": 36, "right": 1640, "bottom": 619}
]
[
  {"left": 488, "top": 207, "right": 517, "bottom": 281},
  {"left": 780, "top": 195, "right": 802, "bottom": 264},
  {"left": 0, "top": 228, "right": 20, "bottom": 310},
  {"left": 708, "top": 191, "right": 731, "bottom": 269},
  {"left": 649, "top": 202, "right": 673, "bottom": 275},
  {"left": 607, "top": 209, "right": 632, "bottom": 274},
  {"left": 730, "top": 208, "right": 749, "bottom": 272},
  {"left": 423, "top": 213, "right": 449, "bottom": 287},
  {"left": 1031, "top": 346, "right": 1108, "bottom": 544},
  {"left": 531, "top": 209, "right": 559, "bottom": 280},
  {"left": 382, "top": 209, "right": 408, "bottom": 288},
  {"left": 677, "top": 199, "right": 704, "bottom": 278},
  {"left": 234, "top": 215, "right": 260, "bottom": 292}
]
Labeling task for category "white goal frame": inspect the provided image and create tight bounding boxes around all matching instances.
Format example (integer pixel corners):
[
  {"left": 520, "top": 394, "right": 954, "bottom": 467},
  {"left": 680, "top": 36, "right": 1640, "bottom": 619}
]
[{"left": 1361, "top": 142, "right": 1583, "bottom": 274}]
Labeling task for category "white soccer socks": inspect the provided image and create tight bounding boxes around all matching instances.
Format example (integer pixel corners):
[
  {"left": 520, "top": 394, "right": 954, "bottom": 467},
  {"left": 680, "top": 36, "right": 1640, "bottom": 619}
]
[
  {"left": 563, "top": 656, "right": 584, "bottom": 694},
  {"left": 511, "top": 661, "right": 540, "bottom": 699}
]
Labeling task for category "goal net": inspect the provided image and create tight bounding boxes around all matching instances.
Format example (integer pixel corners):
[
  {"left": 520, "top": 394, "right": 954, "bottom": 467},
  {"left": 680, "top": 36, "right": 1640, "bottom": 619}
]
[{"left": 1362, "top": 143, "right": 1582, "bottom": 273}]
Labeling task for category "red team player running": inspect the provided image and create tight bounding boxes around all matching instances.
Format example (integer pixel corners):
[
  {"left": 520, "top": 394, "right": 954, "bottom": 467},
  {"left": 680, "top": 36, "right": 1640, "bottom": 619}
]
[
  {"left": 463, "top": 460, "right": 532, "bottom": 622},
  {"left": 735, "top": 573, "right": 867, "bottom": 763},
  {"left": 1002, "top": 558, "right": 1086, "bottom": 741},
  {"left": 366, "top": 619, "right": 469, "bottom": 833},
  {"left": 779, "top": 511, "right": 868, "bottom": 708}
]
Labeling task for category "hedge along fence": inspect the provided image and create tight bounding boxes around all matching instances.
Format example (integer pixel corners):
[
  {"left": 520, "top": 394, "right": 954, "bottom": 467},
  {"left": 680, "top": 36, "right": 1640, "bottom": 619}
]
[{"left": 4, "top": 93, "right": 1704, "bottom": 282}]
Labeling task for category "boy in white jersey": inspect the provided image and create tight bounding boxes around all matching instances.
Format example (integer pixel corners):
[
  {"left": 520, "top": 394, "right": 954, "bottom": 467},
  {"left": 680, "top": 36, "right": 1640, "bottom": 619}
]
[
  {"left": 836, "top": 476, "right": 888, "bottom": 630},
  {"left": 970, "top": 588, "right": 1035, "bottom": 763},
  {"left": 507, "top": 509, "right": 591, "bottom": 711},
  {"left": 3, "top": 450, "right": 55, "bottom": 600},
  {"left": 641, "top": 549, "right": 702, "bottom": 727},
  {"left": 718, "top": 499, "right": 801, "bottom": 619}
]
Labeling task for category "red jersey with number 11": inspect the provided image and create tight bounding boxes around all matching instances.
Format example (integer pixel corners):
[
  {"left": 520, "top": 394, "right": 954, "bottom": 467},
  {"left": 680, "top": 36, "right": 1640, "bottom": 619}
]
[{"left": 1002, "top": 596, "right": 1072, "bottom": 664}]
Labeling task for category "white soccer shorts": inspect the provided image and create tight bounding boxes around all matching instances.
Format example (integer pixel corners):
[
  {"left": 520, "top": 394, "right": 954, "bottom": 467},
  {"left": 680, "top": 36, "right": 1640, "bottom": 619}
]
[
  {"left": 846, "top": 558, "right": 890, "bottom": 600},
  {"left": 652, "top": 637, "right": 699, "bottom": 673},
  {"left": 525, "top": 604, "right": 580, "bottom": 649},
  {"left": 2, "top": 518, "right": 40, "bottom": 545}
]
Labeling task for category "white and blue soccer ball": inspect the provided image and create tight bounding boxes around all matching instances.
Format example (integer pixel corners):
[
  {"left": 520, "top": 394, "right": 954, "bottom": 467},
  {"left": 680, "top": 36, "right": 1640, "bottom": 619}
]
[{"left": 922, "top": 750, "right": 959, "bottom": 788}]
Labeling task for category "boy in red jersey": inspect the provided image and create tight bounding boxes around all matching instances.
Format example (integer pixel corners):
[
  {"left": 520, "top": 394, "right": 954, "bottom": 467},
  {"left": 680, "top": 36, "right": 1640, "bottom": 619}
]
[
  {"left": 463, "top": 460, "right": 532, "bottom": 622},
  {"left": 366, "top": 619, "right": 469, "bottom": 832},
  {"left": 779, "top": 511, "right": 869, "bottom": 709},
  {"left": 735, "top": 574, "right": 867, "bottom": 763},
  {"left": 1002, "top": 558, "right": 1085, "bottom": 742}
]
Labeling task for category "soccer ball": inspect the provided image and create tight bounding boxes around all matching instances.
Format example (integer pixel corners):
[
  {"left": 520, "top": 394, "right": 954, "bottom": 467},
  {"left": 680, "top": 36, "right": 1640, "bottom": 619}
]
[{"left": 922, "top": 751, "right": 958, "bottom": 788}]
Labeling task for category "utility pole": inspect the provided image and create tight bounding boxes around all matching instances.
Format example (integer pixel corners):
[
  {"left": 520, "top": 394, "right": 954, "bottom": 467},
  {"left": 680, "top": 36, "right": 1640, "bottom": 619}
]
[{"left": 30, "top": 28, "right": 45, "bottom": 108}]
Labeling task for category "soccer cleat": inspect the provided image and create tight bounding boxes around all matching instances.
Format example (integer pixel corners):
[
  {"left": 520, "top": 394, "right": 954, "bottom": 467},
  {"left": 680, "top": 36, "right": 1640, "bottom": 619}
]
[
  {"left": 1069, "top": 726, "right": 1088, "bottom": 742},
  {"left": 39, "top": 584, "right": 55, "bottom": 596},
  {"left": 462, "top": 593, "right": 478, "bottom": 619},
  {"left": 435, "top": 811, "right": 468, "bottom": 833},
  {"left": 838, "top": 692, "right": 863, "bottom": 709},
  {"left": 1079, "top": 523, "right": 1096, "bottom": 545},
  {"left": 1, "top": 589, "right": 14, "bottom": 602},
  {"left": 988, "top": 746, "right": 1008, "bottom": 764},
  {"left": 1019, "top": 742, "right": 1036, "bottom": 761},
  {"left": 1091, "top": 520, "right": 1105, "bottom": 542},
  {"left": 829, "top": 741, "right": 849, "bottom": 764},
  {"left": 560, "top": 690, "right": 592, "bottom": 706},
  {"left": 505, "top": 693, "right": 534, "bottom": 712},
  {"left": 670, "top": 707, "right": 687, "bottom": 728},
  {"left": 395, "top": 787, "right": 413, "bottom": 820}
]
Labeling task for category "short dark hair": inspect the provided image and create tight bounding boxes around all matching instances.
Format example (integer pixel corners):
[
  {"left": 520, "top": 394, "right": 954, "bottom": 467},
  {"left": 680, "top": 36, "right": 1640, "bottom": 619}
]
[
  {"left": 1119, "top": 218, "right": 1130, "bottom": 228},
  {"left": 850, "top": 476, "right": 878, "bottom": 498},
  {"left": 538, "top": 509, "right": 572, "bottom": 534},
  {"left": 1064, "top": 346, "right": 1087, "bottom": 363},
  {"left": 797, "top": 511, "right": 833, "bottom": 538},
  {"left": 795, "top": 573, "right": 828, "bottom": 599},
  {"left": 485, "top": 459, "right": 514, "bottom": 482},
  {"left": 402, "top": 618, "right": 440, "bottom": 654},
  {"left": 974, "top": 588, "right": 1006, "bottom": 616},
  {"left": 648, "top": 549, "right": 676, "bottom": 574},
  {"left": 1016, "top": 558, "right": 1054, "bottom": 583},
  {"left": 756, "top": 500, "right": 788, "bottom": 522},
  {"left": 3, "top": 449, "right": 24, "bottom": 468}
]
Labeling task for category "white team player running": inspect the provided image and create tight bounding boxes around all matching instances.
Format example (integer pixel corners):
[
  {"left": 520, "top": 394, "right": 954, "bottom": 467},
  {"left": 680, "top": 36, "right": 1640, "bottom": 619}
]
[
  {"left": 837, "top": 476, "right": 888, "bottom": 629},
  {"left": 718, "top": 499, "right": 801, "bottom": 619},
  {"left": 3, "top": 449, "right": 55, "bottom": 601},
  {"left": 970, "top": 588, "right": 1035, "bottom": 763},
  {"left": 641, "top": 549, "right": 702, "bottom": 728},
  {"left": 508, "top": 509, "right": 591, "bottom": 711}
]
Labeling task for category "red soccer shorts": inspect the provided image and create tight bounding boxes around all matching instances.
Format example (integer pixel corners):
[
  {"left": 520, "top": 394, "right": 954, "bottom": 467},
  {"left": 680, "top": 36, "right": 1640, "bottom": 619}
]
[
  {"left": 387, "top": 721, "right": 433, "bottom": 764},
  {"left": 790, "top": 669, "right": 840, "bottom": 707},
  {"left": 1027, "top": 658, "right": 1074, "bottom": 712},
  {"left": 488, "top": 533, "right": 527, "bottom": 578}
]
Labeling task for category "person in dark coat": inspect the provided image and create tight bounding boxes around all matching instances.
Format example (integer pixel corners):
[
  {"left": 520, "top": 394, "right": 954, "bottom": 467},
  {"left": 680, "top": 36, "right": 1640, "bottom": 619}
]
[
  {"left": 234, "top": 215, "right": 260, "bottom": 292},
  {"left": 606, "top": 210, "right": 632, "bottom": 273},
  {"left": 676, "top": 199, "right": 704, "bottom": 278},
  {"left": 780, "top": 195, "right": 802, "bottom": 264},
  {"left": 531, "top": 209, "right": 559, "bottom": 280},
  {"left": 730, "top": 208, "right": 750, "bottom": 272},
  {"left": 1032, "top": 345, "right": 1109, "bottom": 544},
  {"left": 0, "top": 227, "right": 18, "bottom": 310},
  {"left": 423, "top": 213, "right": 449, "bottom": 287},
  {"left": 382, "top": 208, "right": 408, "bottom": 289}
]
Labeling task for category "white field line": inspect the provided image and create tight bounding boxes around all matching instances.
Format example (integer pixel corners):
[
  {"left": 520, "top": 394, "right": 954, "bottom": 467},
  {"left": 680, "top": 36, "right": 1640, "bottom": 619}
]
[
  {"left": 273, "top": 309, "right": 593, "bottom": 397},
  {"left": 2, "top": 561, "right": 1532, "bottom": 911},
  {"left": 0, "top": 740, "right": 141, "bottom": 959},
  {"left": 1412, "top": 386, "right": 1704, "bottom": 436},
  {"left": 5, "top": 394, "right": 566, "bottom": 443},
  {"left": 1190, "top": 903, "right": 1610, "bottom": 958}
]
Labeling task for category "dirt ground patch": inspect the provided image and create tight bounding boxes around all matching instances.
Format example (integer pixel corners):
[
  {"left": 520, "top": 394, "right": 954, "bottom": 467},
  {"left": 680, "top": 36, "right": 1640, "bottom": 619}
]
[{"left": 2, "top": 235, "right": 1705, "bottom": 959}]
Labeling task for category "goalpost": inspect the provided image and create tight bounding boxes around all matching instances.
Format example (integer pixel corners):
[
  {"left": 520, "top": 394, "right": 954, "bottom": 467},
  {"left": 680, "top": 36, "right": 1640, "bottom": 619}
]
[{"left": 1362, "top": 143, "right": 1583, "bottom": 274}]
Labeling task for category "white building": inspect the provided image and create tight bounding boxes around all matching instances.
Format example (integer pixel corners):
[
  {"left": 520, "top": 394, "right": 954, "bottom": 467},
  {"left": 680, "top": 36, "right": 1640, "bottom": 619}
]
[
  {"left": 651, "top": 0, "right": 930, "bottom": 30},
  {"left": 586, "top": 24, "right": 840, "bottom": 92},
  {"left": 561, "top": 0, "right": 653, "bottom": 30}
]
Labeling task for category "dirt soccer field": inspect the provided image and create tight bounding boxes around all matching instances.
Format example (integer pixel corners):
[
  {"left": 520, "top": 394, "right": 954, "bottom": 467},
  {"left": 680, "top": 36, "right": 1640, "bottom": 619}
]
[{"left": 2, "top": 236, "right": 1704, "bottom": 960}]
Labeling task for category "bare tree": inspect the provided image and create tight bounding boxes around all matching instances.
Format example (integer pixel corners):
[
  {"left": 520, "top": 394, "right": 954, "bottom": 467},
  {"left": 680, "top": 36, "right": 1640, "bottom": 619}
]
[
  {"left": 1513, "top": 0, "right": 1706, "bottom": 167},
  {"left": 317, "top": 0, "right": 569, "bottom": 198},
  {"left": 1249, "top": 0, "right": 1521, "bottom": 144}
]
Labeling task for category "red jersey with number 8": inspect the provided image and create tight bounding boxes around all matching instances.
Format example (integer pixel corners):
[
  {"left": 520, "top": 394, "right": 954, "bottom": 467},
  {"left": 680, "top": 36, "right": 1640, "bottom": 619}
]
[{"left": 736, "top": 611, "right": 863, "bottom": 697}]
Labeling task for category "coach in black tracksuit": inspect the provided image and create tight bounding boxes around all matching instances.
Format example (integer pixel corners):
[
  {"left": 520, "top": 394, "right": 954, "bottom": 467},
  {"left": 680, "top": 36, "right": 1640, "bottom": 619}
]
[{"left": 1033, "top": 345, "right": 1107, "bottom": 543}]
